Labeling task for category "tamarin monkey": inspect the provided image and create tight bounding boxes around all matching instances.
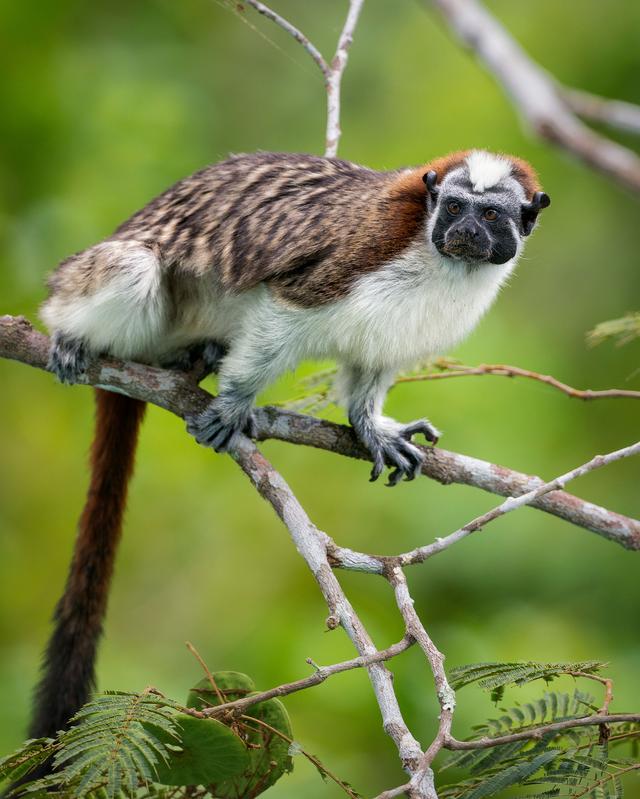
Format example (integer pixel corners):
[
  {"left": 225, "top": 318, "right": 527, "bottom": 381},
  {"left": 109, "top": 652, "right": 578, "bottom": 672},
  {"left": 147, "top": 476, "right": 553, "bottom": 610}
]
[{"left": 31, "top": 149, "right": 549, "bottom": 743}]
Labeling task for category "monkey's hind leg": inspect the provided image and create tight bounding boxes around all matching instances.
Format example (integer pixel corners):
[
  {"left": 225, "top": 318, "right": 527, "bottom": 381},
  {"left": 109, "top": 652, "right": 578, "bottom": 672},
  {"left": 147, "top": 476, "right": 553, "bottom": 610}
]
[
  {"left": 41, "top": 239, "right": 169, "bottom": 380},
  {"left": 48, "top": 331, "right": 89, "bottom": 384}
]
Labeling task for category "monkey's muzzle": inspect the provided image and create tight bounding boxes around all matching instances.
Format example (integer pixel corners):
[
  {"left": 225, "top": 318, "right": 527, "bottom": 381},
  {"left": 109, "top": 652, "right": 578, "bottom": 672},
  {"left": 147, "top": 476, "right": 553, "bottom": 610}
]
[{"left": 442, "top": 220, "right": 491, "bottom": 263}]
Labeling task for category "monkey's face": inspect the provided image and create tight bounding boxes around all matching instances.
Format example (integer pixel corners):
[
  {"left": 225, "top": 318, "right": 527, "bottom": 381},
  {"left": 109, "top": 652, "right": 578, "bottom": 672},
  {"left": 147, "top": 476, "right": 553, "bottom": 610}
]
[{"left": 424, "top": 164, "right": 550, "bottom": 267}]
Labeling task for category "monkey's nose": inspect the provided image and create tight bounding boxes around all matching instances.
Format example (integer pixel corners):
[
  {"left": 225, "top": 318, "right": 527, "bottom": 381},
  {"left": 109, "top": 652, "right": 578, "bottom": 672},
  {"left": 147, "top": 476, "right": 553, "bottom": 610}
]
[{"left": 453, "top": 220, "right": 480, "bottom": 239}]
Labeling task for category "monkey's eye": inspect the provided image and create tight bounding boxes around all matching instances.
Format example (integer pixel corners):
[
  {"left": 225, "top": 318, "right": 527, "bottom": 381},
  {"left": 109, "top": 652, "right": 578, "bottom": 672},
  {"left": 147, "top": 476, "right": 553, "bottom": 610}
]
[
  {"left": 484, "top": 208, "right": 499, "bottom": 221},
  {"left": 447, "top": 202, "right": 461, "bottom": 215}
]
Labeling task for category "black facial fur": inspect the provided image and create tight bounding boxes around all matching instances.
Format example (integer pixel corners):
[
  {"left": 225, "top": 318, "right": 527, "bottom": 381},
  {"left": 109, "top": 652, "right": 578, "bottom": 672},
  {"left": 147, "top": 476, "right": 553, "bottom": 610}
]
[{"left": 430, "top": 173, "right": 527, "bottom": 266}]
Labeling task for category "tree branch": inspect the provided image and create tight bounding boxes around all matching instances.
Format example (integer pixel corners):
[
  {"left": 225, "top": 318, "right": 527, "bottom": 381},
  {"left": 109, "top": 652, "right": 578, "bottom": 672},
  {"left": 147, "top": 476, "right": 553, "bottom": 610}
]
[
  {"left": 228, "top": 435, "right": 427, "bottom": 784},
  {"left": 198, "top": 635, "right": 414, "bottom": 720},
  {"left": 374, "top": 713, "right": 640, "bottom": 799},
  {"left": 563, "top": 88, "right": 640, "bottom": 136},
  {"left": 2, "top": 316, "right": 639, "bottom": 553},
  {"left": 385, "top": 567, "right": 455, "bottom": 798},
  {"left": 396, "top": 361, "right": 640, "bottom": 401},
  {"left": 444, "top": 713, "right": 640, "bottom": 751},
  {"left": 391, "top": 440, "right": 640, "bottom": 567},
  {"left": 427, "top": 0, "right": 640, "bottom": 193},
  {"left": 3, "top": 315, "right": 638, "bottom": 797}
]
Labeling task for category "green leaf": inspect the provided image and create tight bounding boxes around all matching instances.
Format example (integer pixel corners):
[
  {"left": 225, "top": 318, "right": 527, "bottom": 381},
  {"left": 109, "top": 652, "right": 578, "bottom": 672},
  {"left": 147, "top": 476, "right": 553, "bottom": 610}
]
[
  {"left": 152, "top": 714, "right": 249, "bottom": 786},
  {"left": 464, "top": 750, "right": 560, "bottom": 799},
  {"left": 0, "top": 738, "right": 56, "bottom": 786},
  {"left": 18, "top": 690, "right": 182, "bottom": 798},
  {"left": 187, "top": 672, "right": 294, "bottom": 798}
]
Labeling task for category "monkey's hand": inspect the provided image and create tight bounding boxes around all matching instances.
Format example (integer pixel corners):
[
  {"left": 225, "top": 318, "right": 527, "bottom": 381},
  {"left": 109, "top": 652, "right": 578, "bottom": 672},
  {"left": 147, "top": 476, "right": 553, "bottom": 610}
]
[
  {"left": 186, "top": 394, "right": 256, "bottom": 452},
  {"left": 353, "top": 418, "right": 440, "bottom": 487},
  {"left": 48, "top": 331, "right": 88, "bottom": 384}
]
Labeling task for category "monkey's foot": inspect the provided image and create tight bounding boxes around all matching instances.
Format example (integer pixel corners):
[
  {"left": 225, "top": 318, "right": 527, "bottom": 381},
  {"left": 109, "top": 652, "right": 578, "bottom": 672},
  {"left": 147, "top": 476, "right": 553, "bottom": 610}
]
[
  {"left": 398, "top": 419, "right": 441, "bottom": 446},
  {"left": 360, "top": 419, "right": 440, "bottom": 487},
  {"left": 186, "top": 397, "right": 255, "bottom": 452},
  {"left": 48, "top": 331, "right": 88, "bottom": 384},
  {"left": 161, "top": 340, "right": 227, "bottom": 378}
]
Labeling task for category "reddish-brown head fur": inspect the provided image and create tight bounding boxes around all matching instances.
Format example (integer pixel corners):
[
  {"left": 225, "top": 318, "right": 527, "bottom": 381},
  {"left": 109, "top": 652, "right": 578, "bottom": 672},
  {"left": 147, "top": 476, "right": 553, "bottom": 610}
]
[{"left": 422, "top": 149, "right": 541, "bottom": 200}]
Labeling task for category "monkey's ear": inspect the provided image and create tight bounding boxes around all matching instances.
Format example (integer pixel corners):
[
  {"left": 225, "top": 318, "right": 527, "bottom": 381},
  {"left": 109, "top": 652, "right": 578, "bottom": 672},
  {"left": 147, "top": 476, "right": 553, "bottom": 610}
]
[
  {"left": 521, "top": 191, "right": 551, "bottom": 236},
  {"left": 422, "top": 170, "right": 439, "bottom": 208}
]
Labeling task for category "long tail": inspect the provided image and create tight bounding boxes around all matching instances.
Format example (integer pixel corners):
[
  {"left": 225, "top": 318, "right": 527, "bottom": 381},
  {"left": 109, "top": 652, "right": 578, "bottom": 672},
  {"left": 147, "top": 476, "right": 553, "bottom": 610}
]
[{"left": 29, "top": 389, "right": 146, "bottom": 739}]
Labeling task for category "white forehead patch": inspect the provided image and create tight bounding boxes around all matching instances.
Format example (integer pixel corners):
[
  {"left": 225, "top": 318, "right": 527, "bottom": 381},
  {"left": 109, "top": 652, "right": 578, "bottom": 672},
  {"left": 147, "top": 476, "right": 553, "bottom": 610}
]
[{"left": 465, "top": 151, "right": 512, "bottom": 192}]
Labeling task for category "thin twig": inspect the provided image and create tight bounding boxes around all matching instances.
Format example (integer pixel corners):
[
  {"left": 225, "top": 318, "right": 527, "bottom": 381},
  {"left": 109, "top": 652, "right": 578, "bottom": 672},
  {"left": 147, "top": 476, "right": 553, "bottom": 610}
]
[
  {"left": 396, "top": 362, "right": 640, "bottom": 401},
  {"left": 427, "top": 0, "right": 640, "bottom": 193},
  {"left": 200, "top": 635, "right": 414, "bottom": 719},
  {"left": 185, "top": 641, "right": 225, "bottom": 705},
  {"left": 329, "top": 439, "right": 640, "bottom": 571},
  {"left": 239, "top": 714, "right": 360, "bottom": 799},
  {"left": 568, "top": 670, "right": 615, "bottom": 716},
  {"left": 392, "top": 441, "right": 640, "bottom": 566},
  {"left": 571, "top": 764, "right": 640, "bottom": 799},
  {"left": 325, "top": 0, "right": 366, "bottom": 157},
  {"left": 243, "top": 0, "right": 329, "bottom": 77}
]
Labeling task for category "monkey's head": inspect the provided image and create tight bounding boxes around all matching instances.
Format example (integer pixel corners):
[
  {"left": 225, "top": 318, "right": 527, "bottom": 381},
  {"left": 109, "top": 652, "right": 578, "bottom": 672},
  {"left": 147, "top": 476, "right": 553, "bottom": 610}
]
[{"left": 423, "top": 150, "right": 550, "bottom": 266}]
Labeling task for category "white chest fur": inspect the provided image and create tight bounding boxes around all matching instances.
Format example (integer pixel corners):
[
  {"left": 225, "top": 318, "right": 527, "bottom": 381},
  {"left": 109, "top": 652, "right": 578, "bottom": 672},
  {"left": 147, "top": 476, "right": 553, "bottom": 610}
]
[{"left": 303, "top": 240, "right": 517, "bottom": 371}]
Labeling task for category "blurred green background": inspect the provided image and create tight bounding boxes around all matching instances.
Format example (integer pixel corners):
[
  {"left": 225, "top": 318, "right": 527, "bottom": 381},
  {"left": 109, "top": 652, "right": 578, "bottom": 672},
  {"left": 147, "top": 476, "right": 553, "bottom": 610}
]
[{"left": 1, "top": 1, "right": 639, "bottom": 796}]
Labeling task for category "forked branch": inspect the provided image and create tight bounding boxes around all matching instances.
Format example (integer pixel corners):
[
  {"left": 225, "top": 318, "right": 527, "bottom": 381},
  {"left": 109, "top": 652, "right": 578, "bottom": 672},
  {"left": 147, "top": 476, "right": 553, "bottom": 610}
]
[{"left": 242, "top": 0, "right": 365, "bottom": 156}]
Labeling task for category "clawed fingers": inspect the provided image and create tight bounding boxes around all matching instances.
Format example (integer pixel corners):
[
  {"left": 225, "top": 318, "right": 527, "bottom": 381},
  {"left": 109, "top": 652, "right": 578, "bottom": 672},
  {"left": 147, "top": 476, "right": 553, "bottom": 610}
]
[
  {"left": 399, "top": 419, "right": 441, "bottom": 445},
  {"left": 186, "top": 407, "right": 246, "bottom": 452},
  {"left": 369, "top": 450, "right": 386, "bottom": 482},
  {"left": 386, "top": 439, "right": 424, "bottom": 486},
  {"left": 366, "top": 436, "right": 425, "bottom": 487}
]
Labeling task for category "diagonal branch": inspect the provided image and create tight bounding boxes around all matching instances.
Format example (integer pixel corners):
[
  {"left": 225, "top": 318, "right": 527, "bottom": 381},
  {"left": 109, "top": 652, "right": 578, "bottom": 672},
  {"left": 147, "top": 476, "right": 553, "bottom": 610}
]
[
  {"left": 427, "top": 0, "right": 640, "bottom": 193},
  {"left": 392, "top": 440, "right": 640, "bottom": 566},
  {"left": 242, "top": 0, "right": 329, "bottom": 77},
  {"left": 2, "top": 315, "right": 639, "bottom": 552},
  {"left": 228, "top": 435, "right": 427, "bottom": 780}
]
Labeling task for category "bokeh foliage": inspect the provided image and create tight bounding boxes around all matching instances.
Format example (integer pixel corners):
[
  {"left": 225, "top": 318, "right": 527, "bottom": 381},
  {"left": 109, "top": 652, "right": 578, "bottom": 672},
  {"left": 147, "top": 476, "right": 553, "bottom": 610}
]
[{"left": 0, "top": 1, "right": 638, "bottom": 796}]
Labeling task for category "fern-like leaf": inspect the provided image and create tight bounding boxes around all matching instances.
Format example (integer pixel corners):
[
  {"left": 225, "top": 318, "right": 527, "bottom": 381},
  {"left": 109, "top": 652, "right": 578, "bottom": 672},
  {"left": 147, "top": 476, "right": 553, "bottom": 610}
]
[
  {"left": 449, "top": 661, "right": 606, "bottom": 692},
  {"left": 19, "top": 689, "right": 181, "bottom": 799},
  {"left": 0, "top": 738, "right": 57, "bottom": 788}
]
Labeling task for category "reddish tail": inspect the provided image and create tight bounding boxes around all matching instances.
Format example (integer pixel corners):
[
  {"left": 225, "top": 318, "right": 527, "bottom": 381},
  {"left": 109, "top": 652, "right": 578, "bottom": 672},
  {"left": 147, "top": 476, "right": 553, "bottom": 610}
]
[{"left": 29, "top": 389, "right": 146, "bottom": 739}]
